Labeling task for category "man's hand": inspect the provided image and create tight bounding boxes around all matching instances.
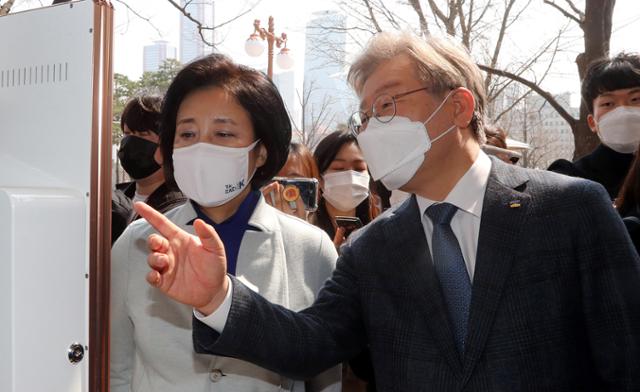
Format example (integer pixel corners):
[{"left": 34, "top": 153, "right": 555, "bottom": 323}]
[{"left": 134, "top": 202, "right": 229, "bottom": 316}]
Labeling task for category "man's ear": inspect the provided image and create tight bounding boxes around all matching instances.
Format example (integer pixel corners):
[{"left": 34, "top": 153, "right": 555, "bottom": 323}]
[
  {"left": 451, "top": 88, "right": 475, "bottom": 129},
  {"left": 587, "top": 113, "right": 598, "bottom": 134},
  {"left": 255, "top": 143, "right": 268, "bottom": 168}
]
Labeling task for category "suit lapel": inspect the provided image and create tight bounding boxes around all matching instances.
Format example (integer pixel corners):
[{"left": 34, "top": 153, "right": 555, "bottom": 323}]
[
  {"left": 461, "top": 159, "right": 531, "bottom": 385},
  {"left": 384, "top": 196, "right": 464, "bottom": 374}
]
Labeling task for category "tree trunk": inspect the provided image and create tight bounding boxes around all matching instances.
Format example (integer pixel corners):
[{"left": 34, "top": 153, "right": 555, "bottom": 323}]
[{"left": 572, "top": 0, "right": 616, "bottom": 159}]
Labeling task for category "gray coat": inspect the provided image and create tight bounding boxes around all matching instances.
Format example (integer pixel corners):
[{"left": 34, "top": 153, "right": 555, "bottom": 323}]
[
  {"left": 111, "top": 196, "right": 341, "bottom": 392},
  {"left": 193, "top": 158, "right": 640, "bottom": 391}
]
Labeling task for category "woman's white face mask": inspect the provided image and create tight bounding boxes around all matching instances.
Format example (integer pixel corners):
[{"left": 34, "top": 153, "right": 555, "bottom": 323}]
[
  {"left": 322, "top": 170, "right": 370, "bottom": 212},
  {"left": 173, "top": 140, "right": 260, "bottom": 207}
]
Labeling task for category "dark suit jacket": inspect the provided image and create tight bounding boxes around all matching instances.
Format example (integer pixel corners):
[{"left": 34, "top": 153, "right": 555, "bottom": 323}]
[
  {"left": 548, "top": 144, "right": 634, "bottom": 199},
  {"left": 193, "top": 158, "right": 640, "bottom": 391}
]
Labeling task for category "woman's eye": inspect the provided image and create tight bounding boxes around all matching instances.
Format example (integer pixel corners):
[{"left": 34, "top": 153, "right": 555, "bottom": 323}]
[
  {"left": 600, "top": 101, "right": 613, "bottom": 107},
  {"left": 178, "top": 130, "right": 196, "bottom": 139},
  {"left": 216, "top": 131, "right": 234, "bottom": 138}
]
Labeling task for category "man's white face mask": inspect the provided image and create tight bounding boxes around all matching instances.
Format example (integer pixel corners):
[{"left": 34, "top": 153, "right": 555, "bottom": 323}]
[
  {"left": 356, "top": 91, "right": 455, "bottom": 190},
  {"left": 597, "top": 106, "right": 640, "bottom": 154}
]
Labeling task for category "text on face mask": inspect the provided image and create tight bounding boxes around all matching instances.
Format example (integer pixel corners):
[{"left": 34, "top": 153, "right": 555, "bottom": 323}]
[{"left": 225, "top": 179, "right": 246, "bottom": 194}]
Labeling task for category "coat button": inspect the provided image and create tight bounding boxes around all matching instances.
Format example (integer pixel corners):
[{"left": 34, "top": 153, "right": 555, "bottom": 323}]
[{"left": 209, "top": 369, "right": 224, "bottom": 382}]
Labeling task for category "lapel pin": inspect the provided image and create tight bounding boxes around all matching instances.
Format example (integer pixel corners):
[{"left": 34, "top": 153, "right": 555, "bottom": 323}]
[{"left": 509, "top": 200, "right": 521, "bottom": 208}]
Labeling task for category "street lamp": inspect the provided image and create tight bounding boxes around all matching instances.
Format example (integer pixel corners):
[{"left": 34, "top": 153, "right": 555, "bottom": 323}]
[{"left": 245, "top": 16, "right": 294, "bottom": 80}]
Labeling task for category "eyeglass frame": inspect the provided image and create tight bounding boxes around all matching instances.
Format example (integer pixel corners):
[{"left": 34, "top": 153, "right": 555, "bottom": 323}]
[{"left": 349, "top": 86, "right": 432, "bottom": 135}]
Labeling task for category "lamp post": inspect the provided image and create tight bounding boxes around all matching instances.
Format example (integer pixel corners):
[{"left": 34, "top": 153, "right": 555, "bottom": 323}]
[{"left": 245, "top": 16, "right": 294, "bottom": 80}]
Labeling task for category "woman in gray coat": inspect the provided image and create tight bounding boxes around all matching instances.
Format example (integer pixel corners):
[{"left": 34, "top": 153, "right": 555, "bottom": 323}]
[{"left": 110, "top": 54, "right": 341, "bottom": 392}]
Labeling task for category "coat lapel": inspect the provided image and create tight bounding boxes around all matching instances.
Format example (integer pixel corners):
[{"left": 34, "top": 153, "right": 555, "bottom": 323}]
[
  {"left": 384, "top": 196, "right": 464, "bottom": 374},
  {"left": 461, "top": 159, "right": 531, "bottom": 385}
]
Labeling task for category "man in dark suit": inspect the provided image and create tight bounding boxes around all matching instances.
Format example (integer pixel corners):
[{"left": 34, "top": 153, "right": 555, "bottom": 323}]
[
  {"left": 135, "top": 32, "right": 640, "bottom": 391},
  {"left": 548, "top": 53, "right": 640, "bottom": 199}
]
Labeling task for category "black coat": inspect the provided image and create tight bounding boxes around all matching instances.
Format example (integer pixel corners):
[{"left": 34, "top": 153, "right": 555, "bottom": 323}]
[
  {"left": 548, "top": 144, "right": 634, "bottom": 199},
  {"left": 194, "top": 159, "right": 640, "bottom": 391}
]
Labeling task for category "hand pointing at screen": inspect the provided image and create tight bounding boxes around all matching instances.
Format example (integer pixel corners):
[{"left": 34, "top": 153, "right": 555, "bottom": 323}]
[{"left": 134, "top": 201, "right": 229, "bottom": 316}]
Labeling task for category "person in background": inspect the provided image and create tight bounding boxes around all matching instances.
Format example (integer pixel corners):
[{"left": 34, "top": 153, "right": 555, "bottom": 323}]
[
  {"left": 111, "top": 189, "right": 133, "bottom": 245},
  {"left": 616, "top": 146, "right": 640, "bottom": 253},
  {"left": 548, "top": 53, "right": 640, "bottom": 199},
  {"left": 112, "top": 96, "right": 186, "bottom": 243},
  {"left": 314, "top": 130, "right": 380, "bottom": 248},
  {"left": 483, "top": 124, "right": 521, "bottom": 164},
  {"left": 262, "top": 142, "right": 321, "bottom": 221},
  {"left": 111, "top": 54, "right": 341, "bottom": 392}
]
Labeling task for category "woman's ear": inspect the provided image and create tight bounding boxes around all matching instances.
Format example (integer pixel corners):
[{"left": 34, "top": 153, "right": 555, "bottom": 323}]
[{"left": 255, "top": 143, "right": 268, "bottom": 168}]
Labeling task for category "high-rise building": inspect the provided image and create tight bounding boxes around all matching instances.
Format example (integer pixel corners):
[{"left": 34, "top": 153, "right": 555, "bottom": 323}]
[
  {"left": 303, "top": 10, "right": 357, "bottom": 141},
  {"left": 506, "top": 92, "right": 578, "bottom": 169},
  {"left": 143, "top": 40, "right": 177, "bottom": 73},
  {"left": 180, "top": 0, "right": 215, "bottom": 64}
]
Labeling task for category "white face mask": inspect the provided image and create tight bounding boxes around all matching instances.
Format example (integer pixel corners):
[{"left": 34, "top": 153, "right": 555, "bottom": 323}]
[
  {"left": 322, "top": 170, "right": 370, "bottom": 212},
  {"left": 173, "top": 140, "right": 260, "bottom": 207},
  {"left": 597, "top": 106, "right": 640, "bottom": 153},
  {"left": 356, "top": 91, "right": 455, "bottom": 190}
]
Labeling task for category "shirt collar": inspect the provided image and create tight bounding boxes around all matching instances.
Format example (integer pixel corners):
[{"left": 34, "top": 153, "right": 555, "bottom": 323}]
[
  {"left": 416, "top": 150, "right": 492, "bottom": 218},
  {"left": 186, "top": 190, "right": 261, "bottom": 230}
]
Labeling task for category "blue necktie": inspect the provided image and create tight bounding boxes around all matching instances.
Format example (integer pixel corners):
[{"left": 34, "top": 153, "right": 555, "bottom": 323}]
[{"left": 426, "top": 202, "right": 472, "bottom": 355}]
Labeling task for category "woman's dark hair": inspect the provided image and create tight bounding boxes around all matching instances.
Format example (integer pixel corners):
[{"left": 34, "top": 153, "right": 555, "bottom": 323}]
[
  {"left": 617, "top": 147, "right": 640, "bottom": 217},
  {"left": 582, "top": 52, "right": 640, "bottom": 113},
  {"left": 484, "top": 123, "right": 508, "bottom": 149},
  {"left": 313, "top": 130, "right": 379, "bottom": 238},
  {"left": 120, "top": 95, "right": 163, "bottom": 134},
  {"left": 159, "top": 53, "right": 292, "bottom": 190}
]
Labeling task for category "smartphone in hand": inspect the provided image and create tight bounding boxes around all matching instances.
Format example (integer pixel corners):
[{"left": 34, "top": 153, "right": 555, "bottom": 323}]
[
  {"left": 273, "top": 177, "right": 319, "bottom": 212},
  {"left": 334, "top": 216, "right": 363, "bottom": 237}
]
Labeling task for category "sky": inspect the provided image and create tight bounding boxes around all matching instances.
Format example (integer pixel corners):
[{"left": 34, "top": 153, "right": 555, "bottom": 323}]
[
  {"left": 9, "top": 0, "right": 635, "bottom": 106},
  {"left": 106, "top": 0, "right": 640, "bottom": 108}
]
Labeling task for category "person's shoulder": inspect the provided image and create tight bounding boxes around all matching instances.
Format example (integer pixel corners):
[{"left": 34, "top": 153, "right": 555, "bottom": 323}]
[
  {"left": 547, "top": 157, "right": 585, "bottom": 177},
  {"left": 273, "top": 207, "right": 330, "bottom": 240},
  {"left": 508, "top": 165, "right": 611, "bottom": 215}
]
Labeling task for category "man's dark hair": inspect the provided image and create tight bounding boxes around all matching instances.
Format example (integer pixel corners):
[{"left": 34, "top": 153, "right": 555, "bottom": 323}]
[
  {"left": 582, "top": 52, "right": 640, "bottom": 113},
  {"left": 120, "top": 96, "right": 163, "bottom": 135},
  {"left": 159, "top": 53, "right": 291, "bottom": 190}
]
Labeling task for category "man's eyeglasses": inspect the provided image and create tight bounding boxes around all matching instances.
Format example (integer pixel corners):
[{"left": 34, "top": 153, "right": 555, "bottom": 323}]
[{"left": 349, "top": 86, "right": 430, "bottom": 135}]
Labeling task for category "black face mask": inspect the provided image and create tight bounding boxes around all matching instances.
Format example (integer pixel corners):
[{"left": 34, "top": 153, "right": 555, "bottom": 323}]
[{"left": 117, "top": 135, "right": 161, "bottom": 180}]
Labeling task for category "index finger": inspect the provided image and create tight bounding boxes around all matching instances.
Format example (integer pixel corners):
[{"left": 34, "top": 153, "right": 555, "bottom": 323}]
[{"left": 134, "top": 201, "right": 182, "bottom": 239}]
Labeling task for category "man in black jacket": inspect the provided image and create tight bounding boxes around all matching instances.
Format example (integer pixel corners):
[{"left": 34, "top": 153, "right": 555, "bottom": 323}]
[
  {"left": 548, "top": 53, "right": 640, "bottom": 199},
  {"left": 112, "top": 96, "right": 185, "bottom": 243},
  {"left": 135, "top": 33, "right": 640, "bottom": 391}
]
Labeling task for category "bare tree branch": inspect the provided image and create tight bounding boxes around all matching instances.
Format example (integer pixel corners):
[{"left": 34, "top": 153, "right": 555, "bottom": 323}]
[
  {"left": 543, "top": 0, "right": 583, "bottom": 25},
  {"left": 361, "top": 0, "right": 383, "bottom": 33},
  {"left": 0, "top": 0, "right": 16, "bottom": 16},
  {"left": 165, "top": 0, "right": 260, "bottom": 47},
  {"left": 564, "top": 0, "right": 585, "bottom": 19},
  {"left": 407, "top": 0, "right": 430, "bottom": 36},
  {"left": 479, "top": 64, "right": 577, "bottom": 127},
  {"left": 484, "top": 0, "right": 517, "bottom": 88},
  {"left": 113, "top": 0, "right": 163, "bottom": 37}
]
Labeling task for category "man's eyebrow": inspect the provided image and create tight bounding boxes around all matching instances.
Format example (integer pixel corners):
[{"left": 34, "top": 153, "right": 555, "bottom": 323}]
[{"left": 599, "top": 87, "right": 640, "bottom": 98}]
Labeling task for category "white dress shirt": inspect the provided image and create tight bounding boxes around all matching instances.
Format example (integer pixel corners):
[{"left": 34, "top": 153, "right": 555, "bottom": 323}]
[
  {"left": 198, "top": 151, "right": 493, "bottom": 331},
  {"left": 416, "top": 150, "right": 492, "bottom": 281}
]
